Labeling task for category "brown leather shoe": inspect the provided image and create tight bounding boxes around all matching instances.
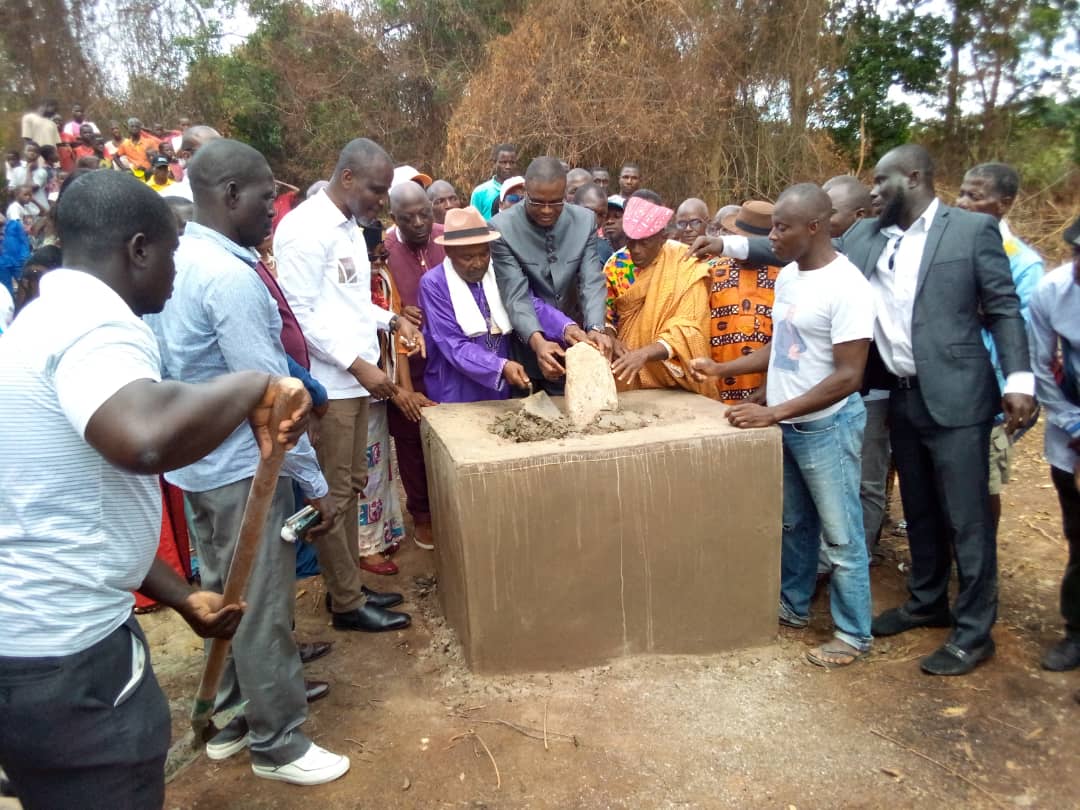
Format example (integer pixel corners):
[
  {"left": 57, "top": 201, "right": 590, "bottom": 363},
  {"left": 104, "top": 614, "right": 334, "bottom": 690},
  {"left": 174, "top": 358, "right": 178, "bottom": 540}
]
[
  {"left": 298, "top": 641, "right": 333, "bottom": 665},
  {"left": 305, "top": 680, "right": 330, "bottom": 703}
]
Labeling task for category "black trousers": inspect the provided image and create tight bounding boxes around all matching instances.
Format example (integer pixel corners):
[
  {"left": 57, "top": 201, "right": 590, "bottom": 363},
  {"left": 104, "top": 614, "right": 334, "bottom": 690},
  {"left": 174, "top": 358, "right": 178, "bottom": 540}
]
[
  {"left": 889, "top": 387, "right": 996, "bottom": 650},
  {"left": 0, "top": 616, "right": 170, "bottom": 810},
  {"left": 1050, "top": 465, "right": 1080, "bottom": 639}
]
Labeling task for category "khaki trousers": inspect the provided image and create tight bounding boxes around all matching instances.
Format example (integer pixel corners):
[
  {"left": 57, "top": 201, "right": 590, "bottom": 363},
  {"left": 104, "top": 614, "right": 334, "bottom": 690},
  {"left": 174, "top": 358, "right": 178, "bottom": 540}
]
[{"left": 314, "top": 396, "right": 370, "bottom": 612}]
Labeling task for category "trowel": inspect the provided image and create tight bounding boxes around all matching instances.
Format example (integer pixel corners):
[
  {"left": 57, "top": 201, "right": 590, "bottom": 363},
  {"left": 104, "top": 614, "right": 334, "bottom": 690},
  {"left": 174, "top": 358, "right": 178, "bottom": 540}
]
[{"left": 520, "top": 383, "right": 563, "bottom": 422}]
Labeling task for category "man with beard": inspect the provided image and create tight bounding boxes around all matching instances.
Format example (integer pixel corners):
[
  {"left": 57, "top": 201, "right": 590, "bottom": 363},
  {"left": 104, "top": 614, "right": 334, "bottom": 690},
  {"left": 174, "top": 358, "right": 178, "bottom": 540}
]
[
  {"left": 151, "top": 139, "right": 352, "bottom": 785},
  {"left": 691, "top": 145, "right": 1035, "bottom": 675},
  {"left": 385, "top": 182, "right": 443, "bottom": 550}
]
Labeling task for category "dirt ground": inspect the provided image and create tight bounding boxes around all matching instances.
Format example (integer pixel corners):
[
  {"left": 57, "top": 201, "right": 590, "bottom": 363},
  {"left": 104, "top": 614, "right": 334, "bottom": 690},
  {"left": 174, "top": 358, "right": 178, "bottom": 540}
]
[{"left": 129, "top": 422, "right": 1080, "bottom": 809}]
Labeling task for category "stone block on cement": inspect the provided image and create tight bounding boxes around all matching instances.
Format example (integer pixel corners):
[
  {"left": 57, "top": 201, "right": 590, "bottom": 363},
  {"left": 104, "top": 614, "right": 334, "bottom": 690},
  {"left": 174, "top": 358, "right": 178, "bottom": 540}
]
[{"left": 564, "top": 342, "right": 619, "bottom": 427}]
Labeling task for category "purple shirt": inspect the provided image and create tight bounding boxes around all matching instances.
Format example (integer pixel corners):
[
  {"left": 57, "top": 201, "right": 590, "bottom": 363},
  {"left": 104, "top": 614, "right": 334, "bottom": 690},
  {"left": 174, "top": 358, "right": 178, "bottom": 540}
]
[{"left": 419, "top": 261, "right": 572, "bottom": 403}]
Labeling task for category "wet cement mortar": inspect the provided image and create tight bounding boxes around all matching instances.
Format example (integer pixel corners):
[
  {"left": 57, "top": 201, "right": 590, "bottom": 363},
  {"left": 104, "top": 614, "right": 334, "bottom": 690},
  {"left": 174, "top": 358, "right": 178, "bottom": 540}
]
[
  {"left": 129, "top": 422, "right": 1080, "bottom": 809},
  {"left": 489, "top": 408, "right": 657, "bottom": 443}
]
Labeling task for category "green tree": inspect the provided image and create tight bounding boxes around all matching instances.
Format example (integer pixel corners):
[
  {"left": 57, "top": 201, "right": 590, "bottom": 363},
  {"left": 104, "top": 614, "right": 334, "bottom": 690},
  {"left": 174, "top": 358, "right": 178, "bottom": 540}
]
[{"left": 826, "top": 1, "right": 948, "bottom": 164}]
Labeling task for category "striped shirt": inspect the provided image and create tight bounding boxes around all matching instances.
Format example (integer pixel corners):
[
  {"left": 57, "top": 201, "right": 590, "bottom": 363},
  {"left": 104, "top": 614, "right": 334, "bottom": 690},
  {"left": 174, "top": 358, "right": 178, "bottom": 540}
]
[{"left": 0, "top": 269, "right": 162, "bottom": 657}]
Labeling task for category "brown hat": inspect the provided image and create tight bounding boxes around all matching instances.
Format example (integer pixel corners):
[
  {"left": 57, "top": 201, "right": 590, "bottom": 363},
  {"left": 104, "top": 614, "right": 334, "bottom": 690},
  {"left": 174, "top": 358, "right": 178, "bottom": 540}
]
[
  {"left": 721, "top": 200, "right": 775, "bottom": 236},
  {"left": 433, "top": 206, "right": 501, "bottom": 246}
]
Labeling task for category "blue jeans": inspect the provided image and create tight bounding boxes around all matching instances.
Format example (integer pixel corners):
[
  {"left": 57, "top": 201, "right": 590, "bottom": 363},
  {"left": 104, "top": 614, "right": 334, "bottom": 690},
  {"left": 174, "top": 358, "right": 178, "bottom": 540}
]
[{"left": 780, "top": 394, "right": 873, "bottom": 651}]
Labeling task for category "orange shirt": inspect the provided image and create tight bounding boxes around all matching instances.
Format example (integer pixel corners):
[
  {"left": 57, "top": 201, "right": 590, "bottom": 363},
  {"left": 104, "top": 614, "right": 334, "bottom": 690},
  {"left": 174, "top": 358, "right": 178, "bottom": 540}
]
[
  {"left": 708, "top": 257, "right": 781, "bottom": 403},
  {"left": 116, "top": 134, "right": 160, "bottom": 171}
]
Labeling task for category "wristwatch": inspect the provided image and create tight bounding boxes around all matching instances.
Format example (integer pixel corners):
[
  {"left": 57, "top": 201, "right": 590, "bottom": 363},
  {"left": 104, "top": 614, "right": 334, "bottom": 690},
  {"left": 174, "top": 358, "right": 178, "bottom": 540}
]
[{"left": 388, "top": 315, "right": 400, "bottom": 333}]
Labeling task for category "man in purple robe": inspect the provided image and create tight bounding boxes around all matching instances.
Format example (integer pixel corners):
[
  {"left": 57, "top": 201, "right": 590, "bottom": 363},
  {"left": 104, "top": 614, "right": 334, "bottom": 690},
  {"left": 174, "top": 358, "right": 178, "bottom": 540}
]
[{"left": 420, "top": 206, "right": 592, "bottom": 403}]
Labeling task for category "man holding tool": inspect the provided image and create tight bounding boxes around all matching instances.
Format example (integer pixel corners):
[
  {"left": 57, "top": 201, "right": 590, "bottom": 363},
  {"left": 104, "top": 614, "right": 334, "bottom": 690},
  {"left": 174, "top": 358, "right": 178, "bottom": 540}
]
[
  {"left": 0, "top": 172, "right": 297, "bottom": 807},
  {"left": 154, "top": 139, "right": 363, "bottom": 785}
]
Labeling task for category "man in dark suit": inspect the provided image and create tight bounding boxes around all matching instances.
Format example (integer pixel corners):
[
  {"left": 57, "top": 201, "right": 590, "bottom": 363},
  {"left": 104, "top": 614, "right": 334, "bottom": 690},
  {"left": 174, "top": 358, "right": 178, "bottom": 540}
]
[
  {"left": 691, "top": 145, "right": 1037, "bottom": 675},
  {"left": 490, "top": 156, "right": 613, "bottom": 390}
]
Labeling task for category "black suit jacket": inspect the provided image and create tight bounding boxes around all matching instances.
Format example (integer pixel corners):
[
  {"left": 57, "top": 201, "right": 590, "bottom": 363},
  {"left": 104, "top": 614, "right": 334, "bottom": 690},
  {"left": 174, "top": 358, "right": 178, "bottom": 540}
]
[{"left": 745, "top": 203, "right": 1030, "bottom": 428}]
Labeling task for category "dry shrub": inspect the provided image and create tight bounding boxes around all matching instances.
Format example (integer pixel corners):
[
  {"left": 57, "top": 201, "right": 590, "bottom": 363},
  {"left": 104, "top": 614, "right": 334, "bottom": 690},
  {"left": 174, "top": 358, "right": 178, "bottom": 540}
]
[{"left": 444, "top": 0, "right": 848, "bottom": 207}]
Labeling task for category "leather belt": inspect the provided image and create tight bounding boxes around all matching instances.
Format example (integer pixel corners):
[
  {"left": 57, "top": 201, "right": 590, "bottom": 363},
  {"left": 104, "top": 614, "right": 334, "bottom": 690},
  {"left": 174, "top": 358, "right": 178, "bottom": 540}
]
[{"left": 889, "top": 375, "right": 919, "bottom": 390}]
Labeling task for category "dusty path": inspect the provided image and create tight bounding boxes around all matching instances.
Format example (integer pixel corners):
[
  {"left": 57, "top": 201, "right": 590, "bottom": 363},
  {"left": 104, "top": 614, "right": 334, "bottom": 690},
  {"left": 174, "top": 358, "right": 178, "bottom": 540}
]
[{"left": 147, "top": 423, "right": 1078, "bottom": 809}]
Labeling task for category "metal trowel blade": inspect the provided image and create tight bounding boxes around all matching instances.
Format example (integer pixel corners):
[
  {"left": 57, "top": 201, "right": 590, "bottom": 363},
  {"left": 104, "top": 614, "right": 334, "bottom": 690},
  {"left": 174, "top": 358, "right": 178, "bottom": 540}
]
[{"left": 520, "top": 389, "right": 563, "bottom": 422}]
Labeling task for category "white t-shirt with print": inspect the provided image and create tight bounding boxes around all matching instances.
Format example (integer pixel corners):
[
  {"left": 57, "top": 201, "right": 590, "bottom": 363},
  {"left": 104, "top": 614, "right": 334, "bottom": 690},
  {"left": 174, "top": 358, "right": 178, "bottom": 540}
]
[{"left": 766, "top": 253, "right": 874, "bottom": 423}]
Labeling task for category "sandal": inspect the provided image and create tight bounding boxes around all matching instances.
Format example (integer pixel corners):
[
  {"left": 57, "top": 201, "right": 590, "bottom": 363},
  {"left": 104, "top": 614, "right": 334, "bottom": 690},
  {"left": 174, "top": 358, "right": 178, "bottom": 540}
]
[{"left": 806, "top": 641, "right": 867, "bottom": 669}]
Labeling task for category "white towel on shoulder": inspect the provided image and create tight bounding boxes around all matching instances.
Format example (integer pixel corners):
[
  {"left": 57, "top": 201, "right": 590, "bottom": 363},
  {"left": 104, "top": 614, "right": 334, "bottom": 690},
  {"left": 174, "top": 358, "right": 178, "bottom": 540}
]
[{"left": 444, "top": 260, "right": 513, "bottom": 337}]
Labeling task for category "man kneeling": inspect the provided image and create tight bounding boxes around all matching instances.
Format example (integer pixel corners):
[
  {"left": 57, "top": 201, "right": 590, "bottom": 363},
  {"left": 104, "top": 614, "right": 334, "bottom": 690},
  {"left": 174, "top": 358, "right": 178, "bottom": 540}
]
[{"left": 692, "top": 183, "right": 874, "bottom": 667}]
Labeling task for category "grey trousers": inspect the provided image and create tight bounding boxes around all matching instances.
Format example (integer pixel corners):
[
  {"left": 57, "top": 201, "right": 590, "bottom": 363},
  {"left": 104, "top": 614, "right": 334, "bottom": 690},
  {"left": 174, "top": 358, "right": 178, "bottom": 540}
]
[
  {"left": 859, "top": 395, "right": 891, "bottom": 553},
  {"left": 186, "top": 476, "right": 310, "bottom": 766}
]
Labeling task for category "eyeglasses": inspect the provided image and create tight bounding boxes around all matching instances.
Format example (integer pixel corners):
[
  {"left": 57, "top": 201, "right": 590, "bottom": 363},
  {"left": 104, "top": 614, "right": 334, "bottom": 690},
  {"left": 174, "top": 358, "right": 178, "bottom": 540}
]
[
  {"left": 504, "top": 193, "right": 524, "bottom": 204},
  {"left": 525, "top": 195, "right": 565, "bottom": 211},
  {"left": 674, "top": 219, "right": 705, "bottom": 231}
]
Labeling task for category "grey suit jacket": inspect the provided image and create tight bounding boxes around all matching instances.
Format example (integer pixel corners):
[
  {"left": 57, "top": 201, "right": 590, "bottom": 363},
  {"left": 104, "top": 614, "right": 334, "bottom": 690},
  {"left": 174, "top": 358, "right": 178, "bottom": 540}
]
[
  {"left": 746, "top": 203, "right": 1030, "bottom": 428},
  {"left": 490, "top": 203, "right": 606, "bottom": 338}
]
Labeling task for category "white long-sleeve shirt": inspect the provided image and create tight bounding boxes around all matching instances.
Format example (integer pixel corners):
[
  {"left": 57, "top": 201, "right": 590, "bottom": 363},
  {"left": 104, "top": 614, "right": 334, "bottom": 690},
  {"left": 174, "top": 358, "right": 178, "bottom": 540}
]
[{"left": 273, "top": 189, "right": 393, "bottom": 399}]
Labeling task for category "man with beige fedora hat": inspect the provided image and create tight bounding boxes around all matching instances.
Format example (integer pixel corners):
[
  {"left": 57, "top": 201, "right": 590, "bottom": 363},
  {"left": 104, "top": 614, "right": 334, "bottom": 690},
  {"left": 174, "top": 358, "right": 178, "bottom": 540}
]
[
  {"left": 706, "top": 200, "right": 783, "bottom": 403},
  {"left": 419, "top": 206, "right": 593, "bottom": 403}
]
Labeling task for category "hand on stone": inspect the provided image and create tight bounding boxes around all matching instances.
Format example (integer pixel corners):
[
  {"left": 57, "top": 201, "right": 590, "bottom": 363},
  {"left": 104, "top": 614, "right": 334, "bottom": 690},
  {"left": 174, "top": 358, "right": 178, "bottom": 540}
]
[
  {"left": 588, "top": 330, "right": 615, "bottom": 361},
  {"left": 563, "top": 324, "right": 590, "bottom": 346},
  {"left": 530, "top": 334, "right": 566, "bottom": 380},
  {"left": 689, "top": 357, "right": 721, "bottom": 382},
  {"left": 502, "top": 361, "right": 532, "bottom": 389},
  {"left": 726, "top": 402, "right": 777, "bottom": 429}
]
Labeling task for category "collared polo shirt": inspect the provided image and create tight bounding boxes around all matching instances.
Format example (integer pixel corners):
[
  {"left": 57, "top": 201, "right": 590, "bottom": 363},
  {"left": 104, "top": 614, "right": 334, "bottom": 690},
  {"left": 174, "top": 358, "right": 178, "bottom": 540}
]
[{"left": 0, "top": 269, "right": 163, "bottom": 656}]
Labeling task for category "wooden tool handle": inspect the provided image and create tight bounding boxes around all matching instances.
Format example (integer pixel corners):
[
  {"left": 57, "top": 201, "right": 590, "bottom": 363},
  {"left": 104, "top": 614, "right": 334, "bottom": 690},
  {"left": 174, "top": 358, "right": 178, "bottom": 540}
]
[{"left": 193, "top": 377, "right": 309, "bottom": 731}]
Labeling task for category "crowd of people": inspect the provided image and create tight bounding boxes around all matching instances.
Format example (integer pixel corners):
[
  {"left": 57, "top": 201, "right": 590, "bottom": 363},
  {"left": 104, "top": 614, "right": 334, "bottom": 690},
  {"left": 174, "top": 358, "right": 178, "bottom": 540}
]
[{"left": 1, "top": 98, "right": 1078, "bottom": 808}]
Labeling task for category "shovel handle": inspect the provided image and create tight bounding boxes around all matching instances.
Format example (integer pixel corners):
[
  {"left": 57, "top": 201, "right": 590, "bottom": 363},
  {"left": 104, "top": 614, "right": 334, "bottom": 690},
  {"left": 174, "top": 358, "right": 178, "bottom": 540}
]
[{"left": 192, "top": 377, "right": 308, "bottom": 732}]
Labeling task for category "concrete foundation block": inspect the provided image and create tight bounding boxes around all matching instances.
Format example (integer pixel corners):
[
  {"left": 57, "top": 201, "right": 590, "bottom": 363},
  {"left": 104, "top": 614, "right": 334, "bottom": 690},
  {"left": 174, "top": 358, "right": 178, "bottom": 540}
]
[{"left": 420, "top": 389, "right": 783, "bottom": 673}]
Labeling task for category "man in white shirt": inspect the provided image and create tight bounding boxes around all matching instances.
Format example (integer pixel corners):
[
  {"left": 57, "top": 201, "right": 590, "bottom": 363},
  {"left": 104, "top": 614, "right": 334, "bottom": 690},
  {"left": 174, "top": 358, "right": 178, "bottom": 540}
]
[
  {"left": 691, "top": 145, "right": 1037, "bottom": 676},
  {"left": 9, "top": 143, "right": 50, "bottom": 213},
  {"left": 275, "top": 138, "right": 424, "bottom": 632},
  {"left": 0, "top": 170, "right": 301, "bottom": 808},
  {"left": 692, "top": 184, "right": 875, "bottom": 668}
]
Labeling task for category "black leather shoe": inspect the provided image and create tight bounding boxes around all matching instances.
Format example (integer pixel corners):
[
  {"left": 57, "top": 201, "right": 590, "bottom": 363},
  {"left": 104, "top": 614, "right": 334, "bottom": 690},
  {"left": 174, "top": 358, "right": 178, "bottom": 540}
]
[
  {"left": 332, "top": 602, "right": 411, "bottom": 632},
  {"left": 871, "top": 607, "right": 951, "bottom": 637},
  {"left": 1041, "top": 636, "right": 1080, "bottom": 671},
  {"left": 325, "top": 587, "right": 404, "bottom": 613},
  {"left": 920, "top": 639, "right": 995, "bottom": 676},
  {"left": 305, "top": 679, "right": 330, "bottom": 703},
  {"left": 298, "top": 641, "right": 333, "bottom": 665}
]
